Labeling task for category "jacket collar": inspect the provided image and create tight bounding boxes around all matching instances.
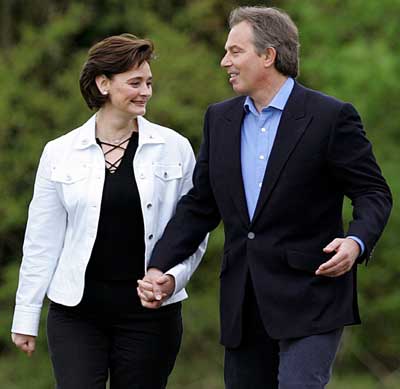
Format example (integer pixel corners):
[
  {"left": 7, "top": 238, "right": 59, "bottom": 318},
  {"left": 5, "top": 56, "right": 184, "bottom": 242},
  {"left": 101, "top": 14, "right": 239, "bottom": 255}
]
[{"left": 74, "top": 114, "right": 165, "bottom": 150}]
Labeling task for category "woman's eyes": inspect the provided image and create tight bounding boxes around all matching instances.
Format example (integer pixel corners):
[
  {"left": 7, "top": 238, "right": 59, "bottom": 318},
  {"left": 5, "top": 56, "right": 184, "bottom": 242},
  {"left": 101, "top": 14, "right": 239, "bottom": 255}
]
[{"left": 129, "top": 82, "right": 152, "bottom": 87}]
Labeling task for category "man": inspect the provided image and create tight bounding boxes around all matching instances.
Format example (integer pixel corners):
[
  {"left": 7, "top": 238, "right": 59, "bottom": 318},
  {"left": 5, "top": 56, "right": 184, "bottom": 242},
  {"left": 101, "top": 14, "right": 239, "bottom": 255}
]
[{"left": 138, "top": 6, "right": 392, "bottom": 388}]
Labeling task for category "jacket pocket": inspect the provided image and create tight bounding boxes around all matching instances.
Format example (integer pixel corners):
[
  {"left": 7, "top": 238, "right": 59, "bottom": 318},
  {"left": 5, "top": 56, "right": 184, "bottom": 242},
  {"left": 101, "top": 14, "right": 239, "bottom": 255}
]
[
  {"left": 50, "top": 165, "right": 89, "bottom": 184},
  {"left": 286, "top": 249, "right": 331, "bottom": 274},
  {"left": 153, "top": 163, "right": 183, "bottom": 181}
]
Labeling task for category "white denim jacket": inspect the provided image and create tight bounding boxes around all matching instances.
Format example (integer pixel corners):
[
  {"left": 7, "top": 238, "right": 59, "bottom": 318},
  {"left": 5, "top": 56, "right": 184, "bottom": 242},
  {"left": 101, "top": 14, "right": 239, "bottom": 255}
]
[{"left": 12, "top": 114, "right": 207, "bottom": 336}]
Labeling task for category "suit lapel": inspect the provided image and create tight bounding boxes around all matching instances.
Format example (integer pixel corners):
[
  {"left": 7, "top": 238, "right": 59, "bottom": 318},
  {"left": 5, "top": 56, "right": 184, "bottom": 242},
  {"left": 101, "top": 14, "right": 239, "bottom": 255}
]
[
  {"left": 252, "top": 83, "right": 313, "bottom": 225},
  {"left": 222, "top": 97, "right": 250, "bottom": 227}
]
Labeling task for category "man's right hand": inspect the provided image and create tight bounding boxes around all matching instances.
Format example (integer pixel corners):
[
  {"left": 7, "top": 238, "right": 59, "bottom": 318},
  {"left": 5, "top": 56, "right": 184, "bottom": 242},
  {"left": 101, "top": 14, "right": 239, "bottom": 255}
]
[{"left": 11, "top": 333, "right": 36, "bottom": 357}]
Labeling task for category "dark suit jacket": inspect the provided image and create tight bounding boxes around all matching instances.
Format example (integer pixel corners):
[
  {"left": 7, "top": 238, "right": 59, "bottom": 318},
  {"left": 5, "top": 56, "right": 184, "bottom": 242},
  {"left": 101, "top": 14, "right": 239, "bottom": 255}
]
[{"left": 150, "top": 82, "right": 392, "bottom": 347}]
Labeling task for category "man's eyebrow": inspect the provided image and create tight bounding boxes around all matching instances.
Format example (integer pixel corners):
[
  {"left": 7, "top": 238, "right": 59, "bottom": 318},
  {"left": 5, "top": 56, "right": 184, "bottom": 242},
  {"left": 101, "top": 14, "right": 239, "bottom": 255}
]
[{"left": 225, "top": 44, "right": 242, "bottom": 51}]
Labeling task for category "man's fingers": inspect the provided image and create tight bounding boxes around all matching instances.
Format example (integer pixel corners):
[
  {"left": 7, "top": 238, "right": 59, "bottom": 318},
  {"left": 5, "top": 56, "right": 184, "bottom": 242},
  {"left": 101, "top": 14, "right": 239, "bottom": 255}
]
[
  {"left": 137, "top": 280, "right": 157, "bottom": 301},
  {"left": 137, "top": 278, "right": 164, "bottom": 301},
  {"left": 316, "top": 254, "right": 354, "bottom": 277},
  {"left": 137, "top": 280, "right": 153, "bottom": 291},
  {"left": 140, "top": 298, "right": 163, "bottom": 309},
  {"left": 152, "top": 283, "right": 163, "bottom": 301},
  {"left": 155, "top": 275, "right": 170, "bottom": 285},
  {"left": 317, "top": 264, "right": 347, "bottom": 277},
  {"left": 316, "top": 252, "right": 343, "bottom": 273},
  {"left": 323, "top": 238, "right": 343, "bottom": 253},
  {"left": 137, "top": 287, "right": 153, "bottom": 302}
]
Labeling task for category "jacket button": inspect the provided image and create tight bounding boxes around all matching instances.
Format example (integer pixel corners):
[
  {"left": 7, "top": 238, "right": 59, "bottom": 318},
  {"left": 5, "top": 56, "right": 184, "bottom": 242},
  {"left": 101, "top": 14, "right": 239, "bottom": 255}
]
[
  {"left": 146, "top": 203, "right": 152, "bottom": 209},
  {"left": 148, "top": 234, "right": 153, "bottom": 240},
  {"left": 247, "top": 232, "right": 255, "bottom": 240}
]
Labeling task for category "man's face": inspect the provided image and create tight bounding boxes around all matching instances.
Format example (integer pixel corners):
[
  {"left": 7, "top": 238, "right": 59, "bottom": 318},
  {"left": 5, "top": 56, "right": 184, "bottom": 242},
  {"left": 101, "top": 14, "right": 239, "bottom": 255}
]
[{"left": 220, "top": 21, "right": 267, "bottom": 97}]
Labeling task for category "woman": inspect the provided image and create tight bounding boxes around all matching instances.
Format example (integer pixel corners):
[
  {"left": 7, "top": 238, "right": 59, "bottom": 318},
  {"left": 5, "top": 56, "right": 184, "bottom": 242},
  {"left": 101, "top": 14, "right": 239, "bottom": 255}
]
[{"left": 11, "top": 34, "right": 206, "bottom": 388}]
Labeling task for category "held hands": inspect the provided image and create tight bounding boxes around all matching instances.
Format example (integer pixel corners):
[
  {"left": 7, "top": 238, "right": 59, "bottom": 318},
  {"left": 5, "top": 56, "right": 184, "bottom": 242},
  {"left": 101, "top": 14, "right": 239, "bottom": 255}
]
[
  {"left": 137, "top": 268, "right": 175, "bottom": 309},
  {"left": 316, "top": 238, "right": 360, "bottom": 277},
  {"left": 11, "top": 333, "right": 36, "bottom": 357}
]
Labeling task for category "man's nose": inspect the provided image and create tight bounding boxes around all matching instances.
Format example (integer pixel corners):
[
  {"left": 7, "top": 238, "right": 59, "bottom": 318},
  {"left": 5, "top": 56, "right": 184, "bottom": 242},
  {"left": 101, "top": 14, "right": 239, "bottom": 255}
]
[{"left": 220, "top": 53, "right": 230, "bottom": 67}]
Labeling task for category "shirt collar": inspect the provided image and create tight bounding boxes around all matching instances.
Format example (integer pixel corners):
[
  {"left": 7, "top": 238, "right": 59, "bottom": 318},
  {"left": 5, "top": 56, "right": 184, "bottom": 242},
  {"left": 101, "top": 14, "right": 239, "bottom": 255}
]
[
  {"left": 74, "top": 114, "right": 165, "bottom": 150},
  {"left": 244, "top": 77, "right": 294, "bottom": 115}
]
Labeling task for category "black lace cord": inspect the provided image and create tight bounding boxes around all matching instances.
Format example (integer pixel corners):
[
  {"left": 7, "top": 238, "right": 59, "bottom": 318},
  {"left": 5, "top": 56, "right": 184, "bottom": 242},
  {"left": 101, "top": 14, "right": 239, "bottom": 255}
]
[{"left": 98, "top": 137, "right": 131, "bottom": 173}]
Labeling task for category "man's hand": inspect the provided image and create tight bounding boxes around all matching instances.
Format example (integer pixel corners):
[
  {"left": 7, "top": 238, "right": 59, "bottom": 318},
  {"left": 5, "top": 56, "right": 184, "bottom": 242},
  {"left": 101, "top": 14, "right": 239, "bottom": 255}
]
[
  {"left": 316, "top": 238, "right": 360, "bottom": 277},
  {"left": 12, "top": 333, "right": 36, "bottom": 357},
  {"left": 137, "top": 268, "right": 175, "bottom": 309}
]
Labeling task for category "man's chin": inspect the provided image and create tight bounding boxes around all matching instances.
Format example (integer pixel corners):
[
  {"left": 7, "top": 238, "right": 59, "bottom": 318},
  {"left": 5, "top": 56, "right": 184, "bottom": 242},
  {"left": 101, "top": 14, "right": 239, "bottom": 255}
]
[{"left": 231, "top": 84, "right": 247, "bottom": 96}]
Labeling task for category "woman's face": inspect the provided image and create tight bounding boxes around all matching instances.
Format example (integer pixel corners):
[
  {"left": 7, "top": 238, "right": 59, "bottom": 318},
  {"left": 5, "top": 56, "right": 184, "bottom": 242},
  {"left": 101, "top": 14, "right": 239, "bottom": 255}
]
[{"left": 105, "top": 61, "right": 153, "bottom": 117}]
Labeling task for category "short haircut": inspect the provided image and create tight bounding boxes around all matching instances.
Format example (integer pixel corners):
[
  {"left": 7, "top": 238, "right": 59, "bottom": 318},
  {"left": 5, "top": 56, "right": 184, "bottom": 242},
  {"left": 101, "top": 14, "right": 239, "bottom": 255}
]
[
  {"left": 229, "top": 6, "right": 299, "bottom": 78},
  {"left": 80, "top": 34, "right": 154, "bottom": 110}
]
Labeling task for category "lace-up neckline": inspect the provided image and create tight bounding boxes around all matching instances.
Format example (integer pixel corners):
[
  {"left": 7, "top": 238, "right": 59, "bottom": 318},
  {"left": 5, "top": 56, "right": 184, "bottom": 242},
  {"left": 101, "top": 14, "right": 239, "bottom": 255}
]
[{"left": 97, "top": 136, "right": 133, "bottom": 174}]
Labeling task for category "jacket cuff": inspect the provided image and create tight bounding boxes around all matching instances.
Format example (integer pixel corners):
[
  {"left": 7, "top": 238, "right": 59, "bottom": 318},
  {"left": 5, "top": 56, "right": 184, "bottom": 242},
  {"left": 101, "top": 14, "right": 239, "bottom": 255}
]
[
  {"left": 165, "top": 263, "right": 189, "bottom": 296},
  {"left": 11, "top": 306, "right": 41, "bottom": 337}
]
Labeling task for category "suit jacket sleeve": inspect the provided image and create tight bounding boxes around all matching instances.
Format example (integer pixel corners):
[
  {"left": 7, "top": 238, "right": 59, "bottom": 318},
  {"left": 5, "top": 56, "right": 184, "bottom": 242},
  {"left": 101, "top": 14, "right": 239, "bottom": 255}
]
[
  {"left": 163, "top": 138, "right": 209, "bottom": 295},
  {"left": 327, "top": 103, "right": 392, "bottom": 262},
  {"left": 149, "top": 107, "right": 221, "bottom": 272}
]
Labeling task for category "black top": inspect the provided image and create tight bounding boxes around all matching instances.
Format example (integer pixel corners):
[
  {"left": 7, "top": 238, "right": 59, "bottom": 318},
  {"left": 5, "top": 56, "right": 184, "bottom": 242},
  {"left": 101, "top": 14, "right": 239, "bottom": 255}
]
[{"left": 85, "top": 132, "right": 145, "bottom": 281}]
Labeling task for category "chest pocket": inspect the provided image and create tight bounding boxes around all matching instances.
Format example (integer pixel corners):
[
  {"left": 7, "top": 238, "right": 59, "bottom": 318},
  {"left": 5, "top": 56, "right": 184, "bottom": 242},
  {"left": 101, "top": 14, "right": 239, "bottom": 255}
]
[
  {"left": 51, "top": 165, "right": 89, "bottom": 184},
  {"left": 153, "top": 163, "right": 183, "bottom": 203},
  {"left": 153, "top": 164, "right": 183, "bottom": 181},
  {"left": 50, "top": 164, "right": 91, "bottom": 208}
]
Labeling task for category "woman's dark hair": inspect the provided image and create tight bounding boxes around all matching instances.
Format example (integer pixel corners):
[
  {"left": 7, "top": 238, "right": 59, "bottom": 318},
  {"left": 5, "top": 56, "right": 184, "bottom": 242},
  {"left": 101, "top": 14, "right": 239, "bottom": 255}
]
[{"left": 79, "top": 33, "right": 154, "bottom": 110}]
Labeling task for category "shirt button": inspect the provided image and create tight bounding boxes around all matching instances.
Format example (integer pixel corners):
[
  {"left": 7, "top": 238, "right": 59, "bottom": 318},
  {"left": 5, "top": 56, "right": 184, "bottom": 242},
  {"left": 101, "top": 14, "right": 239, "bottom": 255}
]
[
  {"left": 248, "top": 232, "right": 255, "bottom": 240},
  {"left": 66, "top": 174, "right": 72, "bottom": 181},
  {"left": 146, "top": 203, "right": 152, "bottom": 209},
  {"left": 259, "top": 155, "right": 265, "bottom": 160},
  {"left": 261, "top": 128, "right": 266, "bottom": 132},
  {"left": 140, "top": 173, "right": 146, "bottom": 179},
  {"left": 82, "top": 139, "right": 89, "bottom": 145},
  {"left": 148, "top": 234, "right": 154, "bottom": 240},
  {"left": 163, "top": 172, "right": 168, "bottom": 178}
]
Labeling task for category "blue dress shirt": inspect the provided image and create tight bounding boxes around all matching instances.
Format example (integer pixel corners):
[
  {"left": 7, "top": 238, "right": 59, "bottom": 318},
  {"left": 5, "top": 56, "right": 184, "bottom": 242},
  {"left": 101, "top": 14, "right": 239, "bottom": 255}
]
[{"left": 240, "top": 77, "right": 364, "bottom": 254}]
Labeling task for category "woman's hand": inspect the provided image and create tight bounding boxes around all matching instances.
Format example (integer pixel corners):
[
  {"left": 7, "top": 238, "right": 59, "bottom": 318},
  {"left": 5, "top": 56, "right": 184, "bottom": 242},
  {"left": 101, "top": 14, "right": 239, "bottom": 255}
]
[
  {"left": 11, "top": 333, "right": 36, "bottom": 357},
  {"left": 137, "top": 268, "right": 175, "bottom": 309}
]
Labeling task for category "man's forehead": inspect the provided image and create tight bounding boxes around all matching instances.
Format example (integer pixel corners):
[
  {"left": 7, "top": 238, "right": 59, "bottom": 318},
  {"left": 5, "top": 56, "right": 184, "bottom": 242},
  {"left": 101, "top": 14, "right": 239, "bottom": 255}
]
[{"left": 225, "top": 22, "right": 254, "bottom": 49}]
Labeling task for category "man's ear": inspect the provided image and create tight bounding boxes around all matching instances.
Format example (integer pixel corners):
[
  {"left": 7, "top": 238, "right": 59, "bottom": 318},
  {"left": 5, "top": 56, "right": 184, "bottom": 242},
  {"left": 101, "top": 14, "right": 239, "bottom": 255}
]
[
  {"left": 95, "top": 74, "right": 110, "bottom": 96},
  {"left": 263, "top": 47, "right": 277, "bottom": 68}
]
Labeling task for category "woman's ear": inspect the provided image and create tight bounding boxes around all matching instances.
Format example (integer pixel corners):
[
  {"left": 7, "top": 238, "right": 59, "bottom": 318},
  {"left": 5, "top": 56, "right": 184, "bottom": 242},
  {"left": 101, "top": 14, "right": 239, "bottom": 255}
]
[{"left": 95, "top": 74, "right": 110, "bottom": 96}]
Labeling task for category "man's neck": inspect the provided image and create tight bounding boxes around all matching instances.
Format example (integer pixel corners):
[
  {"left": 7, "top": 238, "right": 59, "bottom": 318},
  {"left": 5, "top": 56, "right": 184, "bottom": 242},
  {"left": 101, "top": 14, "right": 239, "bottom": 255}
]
[{"left": 250, "top": 73, "right": 289, "bottom": 113}]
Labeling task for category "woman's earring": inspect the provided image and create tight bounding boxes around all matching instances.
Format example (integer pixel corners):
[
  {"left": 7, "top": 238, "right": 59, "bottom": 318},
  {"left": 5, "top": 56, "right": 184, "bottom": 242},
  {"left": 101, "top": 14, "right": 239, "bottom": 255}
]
[{"left": 102, "top": 90, "right": 108, "bottom": 95}]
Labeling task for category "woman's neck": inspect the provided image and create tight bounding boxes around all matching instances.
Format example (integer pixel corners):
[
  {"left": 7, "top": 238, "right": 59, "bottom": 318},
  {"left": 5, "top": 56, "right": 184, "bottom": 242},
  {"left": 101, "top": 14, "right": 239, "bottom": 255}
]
[{"left": 95, "top": 107, "right": 138, "bottom": 144}]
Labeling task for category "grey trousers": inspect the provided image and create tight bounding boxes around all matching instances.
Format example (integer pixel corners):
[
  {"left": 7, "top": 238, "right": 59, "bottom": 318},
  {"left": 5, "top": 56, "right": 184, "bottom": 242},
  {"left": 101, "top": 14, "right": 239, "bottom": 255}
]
[
  {"left": 224, "top": 281, "right": 343, "bottom": 389},
  {"left": 277, "top": 328, "right": 343, "bottom": 388}
]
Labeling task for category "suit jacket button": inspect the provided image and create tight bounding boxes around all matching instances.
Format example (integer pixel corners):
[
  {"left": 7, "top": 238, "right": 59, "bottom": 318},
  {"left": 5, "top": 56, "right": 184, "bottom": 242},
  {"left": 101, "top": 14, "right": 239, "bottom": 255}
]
[{"left": 248, "top": 232, "right": 255, "bottom": 240}]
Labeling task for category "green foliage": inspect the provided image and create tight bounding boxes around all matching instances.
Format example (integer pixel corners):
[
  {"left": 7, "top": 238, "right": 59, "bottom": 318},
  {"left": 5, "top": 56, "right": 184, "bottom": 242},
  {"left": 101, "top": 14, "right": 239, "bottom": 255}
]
[{"left": 1, "top": 0, "right": 399, "bottom": 387}]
